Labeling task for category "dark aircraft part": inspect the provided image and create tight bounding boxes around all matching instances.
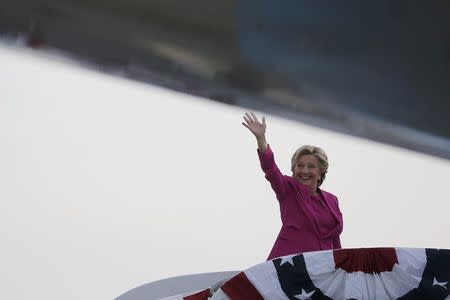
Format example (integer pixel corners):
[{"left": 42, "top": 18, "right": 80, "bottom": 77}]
[{"left": 1, "top": 1, "right": 449, "bottom": 158}]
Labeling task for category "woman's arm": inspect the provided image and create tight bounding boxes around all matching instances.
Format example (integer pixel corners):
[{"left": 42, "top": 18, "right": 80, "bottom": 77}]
[{"left": 242, "top": 112, "right": 288, "bottom": 199}]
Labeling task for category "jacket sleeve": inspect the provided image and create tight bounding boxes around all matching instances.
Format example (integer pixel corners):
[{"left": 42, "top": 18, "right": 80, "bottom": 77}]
[
  {"left": 257, "top": 145, "right": 289, "bottom": 201},
  {"left": 332, "top": 195, "right": 343, "bottom": 249}
]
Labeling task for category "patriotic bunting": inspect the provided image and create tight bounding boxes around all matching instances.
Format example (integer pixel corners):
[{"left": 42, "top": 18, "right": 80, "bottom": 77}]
[{"left": 157, "top": 248, "right": 450, "bottom": 300}]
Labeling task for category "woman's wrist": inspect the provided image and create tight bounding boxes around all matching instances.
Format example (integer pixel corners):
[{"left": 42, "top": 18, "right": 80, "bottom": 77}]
[{"left": 256, "top": 135, "right": 267, "bottom": 151}]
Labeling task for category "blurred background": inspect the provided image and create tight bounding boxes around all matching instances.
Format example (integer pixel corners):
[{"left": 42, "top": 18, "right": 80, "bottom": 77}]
[{"left": 1, "top": 1, "right": 450, "bottom": 299}]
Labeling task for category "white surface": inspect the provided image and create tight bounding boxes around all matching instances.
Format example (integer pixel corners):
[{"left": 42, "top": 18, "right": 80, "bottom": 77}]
[
  {"left": 116, "top": 271, "right": 238, "bottom": 300},
  {"left": 1, "top": 44, "right": 449, "bottom": 300}
]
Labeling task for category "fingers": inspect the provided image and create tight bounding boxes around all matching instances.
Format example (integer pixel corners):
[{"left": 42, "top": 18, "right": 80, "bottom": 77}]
[
  {"left": 243, "top": 115, "right": 252, "bottom": 126},
  {"left": 242, "top": 112, "right": 266, "bottom": 135},
  {"left": 244, "top": 112, "right": 262, "bottom": 124},
  {"left": 244, "top": 112, "right": 254, "bottom": 124},
  {"left": 250, "top": 112, "right": 259, "bottom": 123},
  {"left": 242, "top": 122, "right": 250, "bottom": 129}
]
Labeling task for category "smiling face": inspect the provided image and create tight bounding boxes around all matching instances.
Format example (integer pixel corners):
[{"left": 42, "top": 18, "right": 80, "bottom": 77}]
[{"left": 293, "top": 154, "right": 323, "bottom": 193}]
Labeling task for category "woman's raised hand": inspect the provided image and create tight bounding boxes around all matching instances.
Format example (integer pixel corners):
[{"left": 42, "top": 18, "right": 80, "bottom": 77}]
[
  {"left": 242, "top": 112, "right": 266, "bottom": 138},
  {"left": 242, "top": 112, "right": 268, "bottom": 151}
]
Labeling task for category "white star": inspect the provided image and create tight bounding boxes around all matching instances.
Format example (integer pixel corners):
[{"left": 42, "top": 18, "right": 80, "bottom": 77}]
[
  {"left": 294, "top": 288, "right": 315, "bottom": 300},
  {"left": 433, "top": 277, "right": 448, "bottom": 289},
  {"left": 280, "top": 255, "right": 295, "bottom": 266}
]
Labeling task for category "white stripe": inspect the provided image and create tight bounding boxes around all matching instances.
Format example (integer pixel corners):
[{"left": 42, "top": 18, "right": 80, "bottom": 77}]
[
  {"left": 386, "top": 248, "right": 427, "bottom": 298},
  {"left": 396, "top": 248, "right": 427, "bottom": 278},
  {"left": 303, "top": 250, "right": 335, "bottom": 275}
]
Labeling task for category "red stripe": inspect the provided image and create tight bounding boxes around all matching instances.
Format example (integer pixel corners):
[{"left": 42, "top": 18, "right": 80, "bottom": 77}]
[
  {"left": 183, "top": 288, "right": 210, "bottom": 300},
  {"left": 220, "top": 272, "right": 264, "bottom": 300},
  {"left": 333, "top": 247, "right": 398, "bottom": 274}
]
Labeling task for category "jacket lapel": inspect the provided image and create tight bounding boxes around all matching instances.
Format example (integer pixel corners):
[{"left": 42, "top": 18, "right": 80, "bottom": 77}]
[{"left": 289, "top": 179, "right": 322, "bottom": 238}]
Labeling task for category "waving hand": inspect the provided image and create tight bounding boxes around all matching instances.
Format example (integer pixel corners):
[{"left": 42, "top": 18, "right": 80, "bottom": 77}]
[{"left": 242, "top": 112, "right": 267, "bottom": 151}]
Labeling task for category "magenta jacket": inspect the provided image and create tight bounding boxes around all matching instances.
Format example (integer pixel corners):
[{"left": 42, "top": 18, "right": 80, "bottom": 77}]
[{"left": 258, "top": 146, "right": 343, "bottom": 260}]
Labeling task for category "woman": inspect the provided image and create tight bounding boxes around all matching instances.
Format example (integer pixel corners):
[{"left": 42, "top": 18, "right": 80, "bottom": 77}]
[{"left": 242, "top": 112, "right": 343, "bottom": 260}]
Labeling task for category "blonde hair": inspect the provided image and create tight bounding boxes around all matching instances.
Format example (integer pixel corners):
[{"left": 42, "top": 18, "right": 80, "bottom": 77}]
[{"left": 290, "top": 145, "right": 329, "bottom": 187}]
